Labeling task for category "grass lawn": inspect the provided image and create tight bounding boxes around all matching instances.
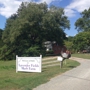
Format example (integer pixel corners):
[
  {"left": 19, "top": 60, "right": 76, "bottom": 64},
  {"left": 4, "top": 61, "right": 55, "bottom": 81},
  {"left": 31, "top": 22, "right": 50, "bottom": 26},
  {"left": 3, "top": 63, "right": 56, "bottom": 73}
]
[
  {"left": 72, "top": 53, "right": 90, "bottom": 59},
  {"left": 0, "top": 58, "right": 80, "bottom": 90}
]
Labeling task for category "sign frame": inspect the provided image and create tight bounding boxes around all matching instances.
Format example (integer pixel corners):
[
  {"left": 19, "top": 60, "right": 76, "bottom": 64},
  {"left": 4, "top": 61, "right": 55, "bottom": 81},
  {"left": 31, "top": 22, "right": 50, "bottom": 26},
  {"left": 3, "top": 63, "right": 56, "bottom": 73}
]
[{"left": 16, "top": 55, "right": 42, "bottom": 73}]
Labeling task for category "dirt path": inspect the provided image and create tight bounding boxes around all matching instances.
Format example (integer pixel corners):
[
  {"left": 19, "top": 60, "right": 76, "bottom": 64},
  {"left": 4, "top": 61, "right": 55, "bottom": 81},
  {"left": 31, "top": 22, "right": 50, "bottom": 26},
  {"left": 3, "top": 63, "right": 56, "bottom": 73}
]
[{"left": 33, "top": 57, "right": 90, "bottom": 90}]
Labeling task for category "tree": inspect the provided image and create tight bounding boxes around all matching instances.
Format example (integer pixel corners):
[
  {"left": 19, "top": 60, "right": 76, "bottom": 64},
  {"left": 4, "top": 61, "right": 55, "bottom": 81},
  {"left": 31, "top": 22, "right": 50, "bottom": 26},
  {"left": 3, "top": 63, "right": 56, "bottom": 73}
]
[
  {"left": 0, "top": 29, "right": 3, "bottom": 38},
  {"left": 64, "top": 36, "right": 74, "bottom": 53},
  {"left": 1, "top": 2, "right": 70, "bottom": 60},
  {"left": 75, "top": 8, "right": 90, "bottom": 32},
  {"left": 0, "top": 29, "right": 4, "bottom": 59},
  {"left": 73, "top": 32, "right": 90, "bottom": 52},
  {"left": 42, "top": 6, "right": 70, "bottom": 45},
  {"left": 0, "top": 29, "right": 3, "bottom": 47}
]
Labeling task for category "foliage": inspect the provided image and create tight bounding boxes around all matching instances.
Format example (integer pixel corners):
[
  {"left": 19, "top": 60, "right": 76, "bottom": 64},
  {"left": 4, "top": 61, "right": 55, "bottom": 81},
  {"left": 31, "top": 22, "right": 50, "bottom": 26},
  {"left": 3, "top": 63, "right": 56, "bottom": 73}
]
[
  {"left": 0, "top": 29, "right": 3, "bottom": 38},
  {"left": 73, "top": 8, "right": 90, "bottom": 53},
  {"left": 24, "top": 46, "right": 40, "bottom": 56},
  {"left": 64, "top": 36, "right": 74, "bottom": 51},
  {"left": 84, "top": 46, "right": 90, "bottom": 52},
  {"left": 45, "top": 50, "right": 54, "bottom": 56},
  {"left": 75, "top": 8, "right": 90, "bottom": 32},
  {"left": 1, "top": 2, "right": 70, "bottom": 60},
  {"left": 73, "top": 31, "right": 90, "bottom": 52},
  {"left": 0, "top": 29, "right": 4, "bottom": 48},
  {"left": 64, "top": 41, "right": 73, "bottom": 53}
]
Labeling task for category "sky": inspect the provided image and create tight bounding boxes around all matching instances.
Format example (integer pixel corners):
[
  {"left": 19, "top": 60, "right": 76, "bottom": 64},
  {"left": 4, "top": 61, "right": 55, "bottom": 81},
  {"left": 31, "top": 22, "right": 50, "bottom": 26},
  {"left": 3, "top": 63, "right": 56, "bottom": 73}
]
[{"left": 0, "top": 0, "right": 90, "bottom": 36}]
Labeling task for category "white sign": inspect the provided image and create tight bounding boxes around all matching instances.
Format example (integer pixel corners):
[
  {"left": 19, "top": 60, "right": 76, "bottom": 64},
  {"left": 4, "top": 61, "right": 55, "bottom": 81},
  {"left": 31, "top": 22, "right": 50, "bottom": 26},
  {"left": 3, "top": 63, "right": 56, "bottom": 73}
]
[
  {"left": 16, "top": 55, "right": 42, "bottom": 73},
  {"left": 57, "top": 56, "right": 63, "bottom": 61}
]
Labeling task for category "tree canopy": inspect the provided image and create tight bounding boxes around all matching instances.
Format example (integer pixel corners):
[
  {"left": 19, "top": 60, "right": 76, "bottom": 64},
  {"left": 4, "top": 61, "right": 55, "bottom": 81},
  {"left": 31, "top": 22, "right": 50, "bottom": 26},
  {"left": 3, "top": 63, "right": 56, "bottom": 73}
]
[
  {"left": 73, "top": 31, "right": 90, "bottom": 52},
  {"left": 0, "top": 29, "right": 3, "bottom": 47},
  {"left": 0, "top": 29, "right": 3, "bottom": 38},
  {"left": 64, "top": 36, "right": 74, "bottom": 53},
  {"left": 75, "top": 8, "right": 90, "bottom": 32},
  {"left": 0, "top": 2, "right": 70, "bottom": 60},
  {"left": 73, "top": 8, "right": 90, "bottom": 52}
]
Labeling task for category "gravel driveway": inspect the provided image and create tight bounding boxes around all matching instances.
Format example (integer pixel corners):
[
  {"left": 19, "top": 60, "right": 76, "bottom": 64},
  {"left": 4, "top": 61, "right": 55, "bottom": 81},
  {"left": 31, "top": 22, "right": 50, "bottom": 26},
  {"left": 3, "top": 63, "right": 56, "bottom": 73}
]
[{"left": 33, "top": 57, "right": 90, "bottom": 90}]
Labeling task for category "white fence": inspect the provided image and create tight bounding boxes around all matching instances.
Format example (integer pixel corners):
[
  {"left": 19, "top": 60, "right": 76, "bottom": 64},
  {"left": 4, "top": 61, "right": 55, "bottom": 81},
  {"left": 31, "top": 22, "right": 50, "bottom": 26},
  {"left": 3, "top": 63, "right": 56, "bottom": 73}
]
[{"left": 16, "top": 55, "right": 42, "bottom": 73}]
